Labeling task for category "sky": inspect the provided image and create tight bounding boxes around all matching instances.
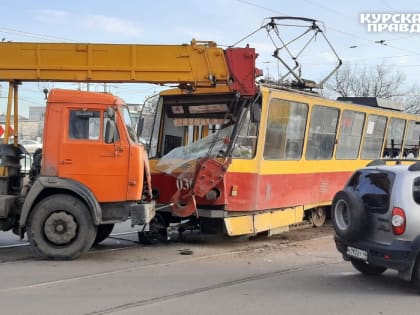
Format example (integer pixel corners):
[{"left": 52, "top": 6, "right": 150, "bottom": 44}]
[{"left": 0, "top": 0, "right": 420, "bottom": 117}]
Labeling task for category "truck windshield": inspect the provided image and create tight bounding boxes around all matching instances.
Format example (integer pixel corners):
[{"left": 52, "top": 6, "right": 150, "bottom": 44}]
[{"left": 121, "top": 106, "right": 137, "bottom": 142}]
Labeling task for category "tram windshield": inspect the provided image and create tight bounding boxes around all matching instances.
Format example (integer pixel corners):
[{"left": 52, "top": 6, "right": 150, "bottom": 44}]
[{"left": 141, "top": 92, "right": 259, "bottom": 175}]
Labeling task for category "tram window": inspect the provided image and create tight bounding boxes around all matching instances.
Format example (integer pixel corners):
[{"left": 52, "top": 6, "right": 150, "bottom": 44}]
[
  {"left": 161, "top": 117, "right": 186, "bottom": 155},
  {"left": 336, "top": 110, "right": 365, "bottom": 159},
  {"left": 263, "top": 99, "right": 308, "bottom": 160},
  {"left": 361, "top": 114, "right": 387, "bottom": 159},
  {"left": 306, "top": 105, "right": 339, "bottom": 160},
  {"left": 383, "top": 118, "right": 406, "bottom": 158},
  {"left": 404, "top": 120, "right": 420, "bottom": 158},
  {"left": 232, "top": 108, "right": 258, "bottom": 159}
]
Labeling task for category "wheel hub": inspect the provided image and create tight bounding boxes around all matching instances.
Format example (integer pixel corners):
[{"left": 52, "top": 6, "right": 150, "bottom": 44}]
[
  {"left": 335, "top": 200, "right": 350, "bottom": 230},
  {"left": 311, "top": 207, "right": 327, "bottom": 227},
  {"left": 44, "top": 211, "right": 77, "bottom": 245}
]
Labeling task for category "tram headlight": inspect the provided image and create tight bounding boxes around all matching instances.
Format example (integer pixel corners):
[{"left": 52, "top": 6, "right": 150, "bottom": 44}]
[{"left": 206, "top": 188, "right": 221, "bottom": 201}]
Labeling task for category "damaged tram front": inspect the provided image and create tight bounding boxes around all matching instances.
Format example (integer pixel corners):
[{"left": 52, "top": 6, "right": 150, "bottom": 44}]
[{"left": 140, "top": 87, "right": 262, "bottom": 240}]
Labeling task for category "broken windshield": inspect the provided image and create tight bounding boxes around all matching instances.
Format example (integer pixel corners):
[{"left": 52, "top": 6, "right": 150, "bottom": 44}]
[
  {"left": 156, "top": 124, "right": 234, "bottom": 174},
  {"left": 155, "top": 107, "right": 258, "bottom": 175}
]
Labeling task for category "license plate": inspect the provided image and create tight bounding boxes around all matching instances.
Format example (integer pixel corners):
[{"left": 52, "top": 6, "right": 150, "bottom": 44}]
[{"left": 346, "top": 246, "right": 368, "bottom": 261}]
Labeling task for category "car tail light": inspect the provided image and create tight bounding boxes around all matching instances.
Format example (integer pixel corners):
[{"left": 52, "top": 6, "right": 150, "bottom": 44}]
[{"left": 391, "top": 207, "right": 406, "bottom": 235}]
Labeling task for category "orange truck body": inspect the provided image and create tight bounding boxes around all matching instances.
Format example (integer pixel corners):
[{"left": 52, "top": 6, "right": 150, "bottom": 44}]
[
  {"left": 43, "top": 89, "right": 145, "bottom": 202},
  {"left": 0, "top": 87, "right": 156, "bottom": 259}
]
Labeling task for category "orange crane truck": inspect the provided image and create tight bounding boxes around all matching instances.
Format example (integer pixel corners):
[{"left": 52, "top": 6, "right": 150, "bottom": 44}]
[{"left": 0, "top": 40, "right": 258, "bottom": 259}]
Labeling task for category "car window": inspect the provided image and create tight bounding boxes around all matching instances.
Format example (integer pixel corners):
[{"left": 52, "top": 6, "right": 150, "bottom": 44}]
[
  {"left": 348, "top": 170, "right": 395, "bottom": 214},
  {"left": 413, "top": 177, "right": 420, "bottom": 204}
]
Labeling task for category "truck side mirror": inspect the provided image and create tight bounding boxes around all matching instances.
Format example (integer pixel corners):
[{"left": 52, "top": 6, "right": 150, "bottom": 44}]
[
  {"left": 104, "top": 120, "right": 117, "bottom": 144},
  {"left": 136, "top": 117, "right": 144, "bottom": 139},
  {"left": 106, "top": 106, "right": 115, "bottom": 119}
]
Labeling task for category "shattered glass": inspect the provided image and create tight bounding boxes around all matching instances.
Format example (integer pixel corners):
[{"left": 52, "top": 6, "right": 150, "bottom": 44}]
[{"left": 155, "top": 125, "right": 234, "bottom": 175}]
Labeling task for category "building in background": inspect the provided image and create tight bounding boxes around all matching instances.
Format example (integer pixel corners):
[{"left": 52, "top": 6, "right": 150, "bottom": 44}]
[
  {"left": 29, "top": 106, "right": 45, "bottom": 121},
  {"left": 0, "top": 105, "right": 45, "bottom": 141}
]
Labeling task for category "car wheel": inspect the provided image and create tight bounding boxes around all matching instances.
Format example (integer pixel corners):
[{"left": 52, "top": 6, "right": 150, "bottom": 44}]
[
  {"left": 332, "top": 190, "right": 367, "bottom": 241},
  {"left": 27, "top": 194, "right": 97, "bottom": 260},
  {"left": 93, "top": 224, "right": 115, "bottom": 245},
  {"left": 411, "top": 256, "right": 420, "bottom": 292},
  {"left": 350, "top": 258, "right": 387, "bottom": 276}
]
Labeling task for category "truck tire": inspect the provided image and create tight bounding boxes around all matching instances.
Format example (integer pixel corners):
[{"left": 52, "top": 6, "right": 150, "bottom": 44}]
[
  {"left": 93, "top": 224, "right": 114, "bottom": 245},
  {"left": 27, "top": 194, "right": 97, "bottom": 260},
  {"left": 331, "top": 190, "right": 367, "bottom": 241}
]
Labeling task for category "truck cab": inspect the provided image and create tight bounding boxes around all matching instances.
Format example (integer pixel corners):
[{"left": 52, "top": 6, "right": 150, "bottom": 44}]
[
  {"left": 43, "top": 89, "right": 148, "bottom": 203},
  {"left": 0, "top": 89, "right": 155, "bottom": 259}
]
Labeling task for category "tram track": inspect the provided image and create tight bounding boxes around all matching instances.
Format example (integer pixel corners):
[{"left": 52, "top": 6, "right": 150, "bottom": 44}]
[
  {"left": 85, "top": 258, "right": 343, "bottom": 315},
  {"left": 0, "top": 231, "right": 140, "bottom": 249},
  {"left": 0, "top": 231, "right": 141, "bottom": 264},
  {"left": 0, "top": 234, "right": 335, "bottom": 294},
  {"left": 0, "top": 228, "right": 339, "bottom": 315},
  {"left": 0, "top": 225, "right": 334, "bottom": 265},
  {"left": 0, "top": 242, "right": 30, "bottom": 249},
  {"left": 0, "top": 241, "right": 290, "bottom": 293}
]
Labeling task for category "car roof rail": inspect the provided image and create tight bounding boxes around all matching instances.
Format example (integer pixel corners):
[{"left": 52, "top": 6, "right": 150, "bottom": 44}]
[
  {"left": 408, "top": 161, "right": 420, "bottom": 171},
  {"left": 366, "top": 159, "right": 386, "bottom": 166},
  {"left": 367, "top": 158, "right": 420, "bottom": 167}
]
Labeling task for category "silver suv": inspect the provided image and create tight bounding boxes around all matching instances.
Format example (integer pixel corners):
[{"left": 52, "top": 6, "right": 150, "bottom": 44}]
[{"left": 332, "top": 160, "right": 420, "bottom": 290}]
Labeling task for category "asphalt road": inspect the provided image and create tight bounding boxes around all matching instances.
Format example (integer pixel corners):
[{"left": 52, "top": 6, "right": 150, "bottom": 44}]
[{"left": 1, "top": 224, "right": 420, "bottom": 315}]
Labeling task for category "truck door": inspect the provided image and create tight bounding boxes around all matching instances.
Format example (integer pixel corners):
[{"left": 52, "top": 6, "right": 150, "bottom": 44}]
[{"left": 58, "top": 108, "right": 129, "bottom": 202}]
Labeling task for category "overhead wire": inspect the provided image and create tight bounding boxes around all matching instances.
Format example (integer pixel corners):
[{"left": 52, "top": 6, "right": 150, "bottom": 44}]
[
  {"left": 0, "top": 27, "right": 76, "bottom": 42},
  {"left": 235, "top": 0, "right": 420, "bottom": 59},
  {"left": 300, "top": 0, "right": 355, "bottom": 21},
  {"left": 235, "top": 0, "right": 287, "bottom": 15}
]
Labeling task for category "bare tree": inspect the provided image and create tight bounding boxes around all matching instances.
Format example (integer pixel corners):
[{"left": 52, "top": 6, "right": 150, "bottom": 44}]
[
  {"left": 403, "top": 85, "right": 420, "bottom": 113},
  {"left": 325, "top": 63, "right": 406, "bottom": 99}
]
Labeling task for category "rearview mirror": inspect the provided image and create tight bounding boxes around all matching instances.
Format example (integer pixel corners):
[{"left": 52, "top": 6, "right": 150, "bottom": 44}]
[
  {"left": 136, "top": 117, "right": 144, "bottom": 139},
  {"left": 104, "top": 120, "right": 117, "bottom": 144},
  {"left": 106, "top": 106, "right": 115, "bottom": 119}
]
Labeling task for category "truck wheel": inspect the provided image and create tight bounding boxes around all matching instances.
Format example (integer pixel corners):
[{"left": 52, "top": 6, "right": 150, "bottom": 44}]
[
  {"left": 332, "top": 190, "right": 367, "bottom": 241},
  {"left": 27, "top": 194, "right": 97, "bottom": 260},
  {"left": 350, "top": 258, "right": 387, "bottom": 276},
  {"left": 93, "top": 224, "right": 114, "bottom": 245}
]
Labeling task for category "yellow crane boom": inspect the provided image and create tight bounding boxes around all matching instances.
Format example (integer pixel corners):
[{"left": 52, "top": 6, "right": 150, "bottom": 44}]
[
  {"left": 0, "top": 40, "right": 258, "bottom": 142},
  {"left": 0, "top": 40, "right": 230, "bottom": 87}
]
